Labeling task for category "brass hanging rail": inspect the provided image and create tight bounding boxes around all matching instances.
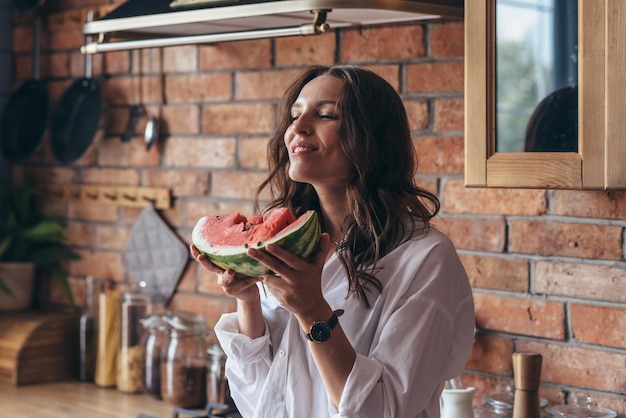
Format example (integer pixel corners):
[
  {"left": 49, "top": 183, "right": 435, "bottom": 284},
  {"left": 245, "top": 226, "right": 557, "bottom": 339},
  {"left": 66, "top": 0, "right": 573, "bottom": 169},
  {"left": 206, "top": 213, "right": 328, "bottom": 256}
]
[{"left": 36, "top": 184, "right": 171, "bottom": 210}]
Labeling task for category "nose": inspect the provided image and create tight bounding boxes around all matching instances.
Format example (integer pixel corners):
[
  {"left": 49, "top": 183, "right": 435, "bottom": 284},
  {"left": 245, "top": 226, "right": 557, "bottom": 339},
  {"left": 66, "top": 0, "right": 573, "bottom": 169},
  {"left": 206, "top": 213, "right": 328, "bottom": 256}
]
[{"left": 291, "top": 113, "right": 312, "bottom": 135}]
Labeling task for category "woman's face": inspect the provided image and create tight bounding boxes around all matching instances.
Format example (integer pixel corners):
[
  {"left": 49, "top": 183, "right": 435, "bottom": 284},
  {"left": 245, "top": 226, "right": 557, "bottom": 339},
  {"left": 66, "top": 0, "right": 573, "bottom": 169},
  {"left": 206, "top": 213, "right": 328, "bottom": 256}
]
[{"left": 284, "top": 75, "right": 353, "bottom": 190}]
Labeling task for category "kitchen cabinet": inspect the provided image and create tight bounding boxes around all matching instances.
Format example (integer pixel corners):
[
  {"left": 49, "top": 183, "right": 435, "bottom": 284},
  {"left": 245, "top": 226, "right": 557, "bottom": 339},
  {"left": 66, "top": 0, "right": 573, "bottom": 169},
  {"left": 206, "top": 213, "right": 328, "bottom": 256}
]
[{"left": 465, "top": 0, "right": 626, "bottom": 189}]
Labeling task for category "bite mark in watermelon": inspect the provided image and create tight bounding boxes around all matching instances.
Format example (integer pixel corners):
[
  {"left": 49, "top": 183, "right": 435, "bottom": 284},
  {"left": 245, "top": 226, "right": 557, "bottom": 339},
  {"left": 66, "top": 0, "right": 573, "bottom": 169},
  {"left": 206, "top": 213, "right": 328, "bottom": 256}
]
[{"left": 192, "top": 208, "right": 320, "bottom": 277}]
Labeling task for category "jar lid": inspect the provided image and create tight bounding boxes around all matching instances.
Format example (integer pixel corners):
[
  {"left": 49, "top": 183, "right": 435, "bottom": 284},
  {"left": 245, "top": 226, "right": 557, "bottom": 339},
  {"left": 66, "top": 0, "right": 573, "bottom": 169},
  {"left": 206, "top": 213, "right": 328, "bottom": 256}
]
[
  {"left": 485, "top": 385, "right": 549, "bottom": 412},
  {"left": 550, "top": 397, "right": 617, "bottom": 417},
  {"left": 165, "top": 310, "right": 208, "bottom": 331},
  {"left": 140, "top": 313, "right": 167, "bottom": 330}
]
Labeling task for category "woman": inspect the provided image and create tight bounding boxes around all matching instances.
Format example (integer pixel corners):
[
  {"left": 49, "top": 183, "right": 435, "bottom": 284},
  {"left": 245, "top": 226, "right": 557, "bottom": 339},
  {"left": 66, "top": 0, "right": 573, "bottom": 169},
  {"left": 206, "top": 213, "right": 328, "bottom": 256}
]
[{"left": 191, "top": 65, "right": 475, "bottom": 418}]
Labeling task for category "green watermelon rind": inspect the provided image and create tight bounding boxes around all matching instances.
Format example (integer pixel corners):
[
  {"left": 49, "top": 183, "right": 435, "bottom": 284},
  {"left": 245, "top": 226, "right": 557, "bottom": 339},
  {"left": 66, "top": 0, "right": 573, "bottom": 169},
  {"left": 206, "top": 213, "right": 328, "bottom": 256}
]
[{"left": 193, "top": 210, "right": 321, "bottom": 277}]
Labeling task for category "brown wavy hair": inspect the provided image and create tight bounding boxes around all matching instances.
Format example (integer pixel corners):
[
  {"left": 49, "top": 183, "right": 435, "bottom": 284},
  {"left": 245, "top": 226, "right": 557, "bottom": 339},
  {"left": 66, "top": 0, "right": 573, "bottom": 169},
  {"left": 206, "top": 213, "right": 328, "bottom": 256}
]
[{"left": 256, "top": 65, "right": 440, "bottom": 307}]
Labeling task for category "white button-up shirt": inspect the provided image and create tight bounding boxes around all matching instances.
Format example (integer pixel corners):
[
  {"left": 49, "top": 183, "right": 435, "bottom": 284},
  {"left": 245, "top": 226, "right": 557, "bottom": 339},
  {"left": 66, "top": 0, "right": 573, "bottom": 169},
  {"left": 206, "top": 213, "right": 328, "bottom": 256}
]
[{"left": 214, "top": 227, "right": 475, "bottom": 418}]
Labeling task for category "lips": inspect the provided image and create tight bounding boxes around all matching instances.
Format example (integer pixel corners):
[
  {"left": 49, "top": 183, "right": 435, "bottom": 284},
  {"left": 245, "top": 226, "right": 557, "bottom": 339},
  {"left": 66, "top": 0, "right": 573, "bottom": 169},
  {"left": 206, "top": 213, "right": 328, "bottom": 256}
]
[{"left": 291, "top": 141, "right": 317, "bottom": 154}]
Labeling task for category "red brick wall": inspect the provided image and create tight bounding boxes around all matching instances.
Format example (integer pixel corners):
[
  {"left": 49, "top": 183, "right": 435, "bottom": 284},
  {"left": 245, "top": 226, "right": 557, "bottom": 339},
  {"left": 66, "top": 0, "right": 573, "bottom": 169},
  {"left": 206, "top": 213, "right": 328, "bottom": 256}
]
[{"left": 9, "top": 2, "right": 626, "bottom": 415}]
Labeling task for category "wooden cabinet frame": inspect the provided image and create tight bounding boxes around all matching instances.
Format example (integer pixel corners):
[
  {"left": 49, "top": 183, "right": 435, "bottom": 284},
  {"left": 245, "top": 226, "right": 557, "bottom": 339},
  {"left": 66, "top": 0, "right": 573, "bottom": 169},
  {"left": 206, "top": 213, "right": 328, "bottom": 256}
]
[{"left": 465, "top": 0, "right": 626, "bottom": 189}]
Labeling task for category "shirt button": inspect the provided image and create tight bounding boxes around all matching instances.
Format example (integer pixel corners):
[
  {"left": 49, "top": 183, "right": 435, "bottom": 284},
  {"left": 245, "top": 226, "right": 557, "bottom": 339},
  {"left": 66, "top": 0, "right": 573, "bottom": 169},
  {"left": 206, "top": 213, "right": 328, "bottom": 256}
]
[{"left": 278, "top": 349, "right": 286, "bottom": 357}]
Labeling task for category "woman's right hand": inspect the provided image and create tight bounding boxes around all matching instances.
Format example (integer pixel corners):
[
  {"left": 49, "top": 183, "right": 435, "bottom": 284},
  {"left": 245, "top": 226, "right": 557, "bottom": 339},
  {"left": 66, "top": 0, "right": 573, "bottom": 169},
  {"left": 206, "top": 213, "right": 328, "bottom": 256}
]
[{"left": 190, "top": 244, "right": 261, "bottom": 303}]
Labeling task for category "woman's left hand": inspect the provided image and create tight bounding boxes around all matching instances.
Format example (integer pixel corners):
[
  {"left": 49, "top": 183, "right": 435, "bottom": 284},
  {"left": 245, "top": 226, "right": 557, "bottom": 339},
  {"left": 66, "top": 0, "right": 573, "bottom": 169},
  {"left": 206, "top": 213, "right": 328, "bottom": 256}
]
[{"left": 246, "top": 233, "right": 332, "bottom": 317}]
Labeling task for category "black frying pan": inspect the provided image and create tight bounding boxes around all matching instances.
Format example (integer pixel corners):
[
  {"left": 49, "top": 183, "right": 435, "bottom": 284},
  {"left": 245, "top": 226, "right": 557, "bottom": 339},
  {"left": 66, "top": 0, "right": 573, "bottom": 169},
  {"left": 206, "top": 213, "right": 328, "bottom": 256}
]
[
  {"left": 50, "top": 31, "right": 102, "bottom": 165},
  {"left": 0, "top": 18, "right": 48, "bottom": 162}
]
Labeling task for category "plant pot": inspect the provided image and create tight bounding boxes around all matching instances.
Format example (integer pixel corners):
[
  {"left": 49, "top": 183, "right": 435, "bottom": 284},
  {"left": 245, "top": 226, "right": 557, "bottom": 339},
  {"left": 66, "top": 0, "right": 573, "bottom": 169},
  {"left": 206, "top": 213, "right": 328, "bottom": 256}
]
[{"left": 0, "top": 262, "right": 36, "bottom": 311}]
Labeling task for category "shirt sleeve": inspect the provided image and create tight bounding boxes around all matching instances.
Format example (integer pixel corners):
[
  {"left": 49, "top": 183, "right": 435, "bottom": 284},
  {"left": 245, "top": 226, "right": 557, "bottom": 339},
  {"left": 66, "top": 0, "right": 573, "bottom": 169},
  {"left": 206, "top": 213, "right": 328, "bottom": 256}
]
[
  {"left": 214, "top": 312, "right": 272, "bottom": 416},
  {"left": 332, "top": 233, "right": 476, "bottom": 417}
]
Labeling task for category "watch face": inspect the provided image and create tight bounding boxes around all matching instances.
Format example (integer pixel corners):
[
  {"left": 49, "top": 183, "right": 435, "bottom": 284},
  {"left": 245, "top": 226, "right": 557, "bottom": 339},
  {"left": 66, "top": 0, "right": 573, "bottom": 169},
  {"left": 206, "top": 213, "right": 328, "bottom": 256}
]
[{"left": 310, "top": 322, "right": 332, "bottom": 342}]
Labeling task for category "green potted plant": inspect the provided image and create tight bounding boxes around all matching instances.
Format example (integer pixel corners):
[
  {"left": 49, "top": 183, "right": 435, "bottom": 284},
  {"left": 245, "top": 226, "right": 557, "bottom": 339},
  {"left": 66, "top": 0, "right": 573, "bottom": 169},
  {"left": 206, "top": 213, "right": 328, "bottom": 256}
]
[{"left": 0, "top": 175, "right": 80, "bottom": 310}]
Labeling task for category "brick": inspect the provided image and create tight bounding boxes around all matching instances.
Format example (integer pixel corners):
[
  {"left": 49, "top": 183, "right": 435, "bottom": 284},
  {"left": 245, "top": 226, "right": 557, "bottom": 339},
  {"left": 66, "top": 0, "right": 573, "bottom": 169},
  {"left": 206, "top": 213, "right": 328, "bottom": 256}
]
[
  {"left": 159, "top": 199, "right": 184, "bottom": 228},
  {"left": 534, "top": 262, "right": 626, "bottom": 303},
  {"left": 102, "top": 50, "right": 130, "bottom": 74},
  {"left": 466, "top": 334, "right": 514, "bottom": 375},
  {"left": 239, "top": 137, "right": 269, "bottom": 170},
  {"left": 552, "top": 190, "right": 626, "bottom": 220},
  {"left": 162, "top": 45, "right": 198, "bottom": 73},
  {"left": 197, "top": 268, "right": 225, "bottom": 296},
  {"left": 570, "top": 304, "right": 626, "bottom": 349},
  {"left": 406, "top": 61, "right": 464, "bottom": 93},
  {"left": 461, "top": 374, "right": 513, "bottom": 411},
  {"left": 29, "top": 165, "right": 78, "bottom": 184},
  {"left": 199, "top": 40, "right": 272, "bottom": 71},
  {"left": 414, "top": 136, "right": 464, "bottom": 174},
  {"left": 460, "top": 254, "right": 528, "bottom": 292},
  {"left": 69, "top": 249, "right": 125, "bottom": 282},
  {"left": 442, "top": 179, "right": 547, "bottom": 215},
  {"left": 82, "top": 168, "right": 140, "bottom": 186},
  {"left": 101, "top": 76, "right": 135, "bottom": 105},
  {"left": 167, "top": 293, "right": 236, "bottom": 329},
  {"left": 429, "top": 22, "right": 464, "bottom": 58},
  {"left": 517, "top": 340, "right": 626, "bottom": 392},
  {"left": 133, "top": 49, "right": 163, "bottom": 75},
  {"left": 96, "top": 225, "right": 131, "bottom": 250},
  {"left": 12, "top": 25, "right": 31, "bottom": 53},
  {"left": 434, "top": 216, "right": 506, "bottom": 252},
  {"left": 211, "top": 172, "right": 271, "bottom": 201},
  {"left": 47, "top": 27, "right": 83, "bottom": 50},
  {"left": 97, "top": 134, "right": 161, "bottom": 167},
  {"left": 163, "top": 137, "right": 236, "bottom": 169},
  {"left": 67, "top": 201, "right": 119, "bottom": 222},
  {"left": 509, "top": 221, "right": 622, "bottom": 260},
  {"left": 14, "top": 54, "right": 31, "bottom": 83},
  {"left": 236, "top": 69, "right": 302, "bottom": 100},
  {"left": 404, "top": 100, "right": 429, "bottom": 131},
  {"left": 185, "top": 200, "right": 256, "bottom": 228},
  {"left": 162, "top": 105, "right": 201, "bottom": 134},
  {"left": 42, "top": 52, "right": 70, "bottom": 79},
  {"left": 65, "top": 221, "right": 96, "bottom": 247},
  {"left": 474, "top": 292, "right": 565, "bottom": 339},
  {"left": 143, "top": 170, "right": 209, "bottom": 197},
  {"left": 202, "top": 103, "right": 275, "bottom": 135},
  {"left": 166, "top": 73, "right": 232, "bottom": 103},
  {"left": 341, "top": 24, "right": 425, "bottom": 62},
  {"left": 176, "top": 262, "right": 197, "bottom": 293},
  {"left": 415, "top": 177, "right": 438, "bottom": 196},
  {"left": 434, "top": 98, "right": 464, "bottom": 132},
  {"left": 275, "top": 32, "right": 336, "bottom": 66}
]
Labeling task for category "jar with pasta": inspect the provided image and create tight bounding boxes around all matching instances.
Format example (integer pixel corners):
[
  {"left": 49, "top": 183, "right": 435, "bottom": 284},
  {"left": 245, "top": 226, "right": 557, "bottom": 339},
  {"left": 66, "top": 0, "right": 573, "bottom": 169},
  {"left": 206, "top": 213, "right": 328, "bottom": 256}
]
[{"left": 117, "top": 288, "right": 150, "bottom": 393}]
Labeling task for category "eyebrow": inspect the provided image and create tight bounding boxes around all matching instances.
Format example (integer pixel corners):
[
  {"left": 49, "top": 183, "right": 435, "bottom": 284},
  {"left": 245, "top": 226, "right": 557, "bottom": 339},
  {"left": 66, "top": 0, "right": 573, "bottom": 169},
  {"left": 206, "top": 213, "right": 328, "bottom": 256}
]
[{"left": 290, "top": 99, "right": 339, "bottom": 111}]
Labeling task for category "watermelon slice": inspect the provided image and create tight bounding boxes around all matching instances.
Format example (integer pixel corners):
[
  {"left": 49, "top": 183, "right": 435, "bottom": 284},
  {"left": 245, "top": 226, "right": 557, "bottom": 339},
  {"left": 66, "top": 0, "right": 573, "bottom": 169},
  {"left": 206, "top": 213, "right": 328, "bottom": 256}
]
[{"left": 192, "top": 208, "right": 320, "bottom": 277}]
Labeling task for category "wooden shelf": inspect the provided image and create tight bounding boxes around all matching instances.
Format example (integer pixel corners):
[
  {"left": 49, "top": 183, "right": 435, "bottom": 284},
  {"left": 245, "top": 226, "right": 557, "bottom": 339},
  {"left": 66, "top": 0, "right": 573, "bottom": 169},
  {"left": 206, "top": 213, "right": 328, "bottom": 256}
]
[{"left": 35, "top": 184, "right": 171, "bottom": 210}]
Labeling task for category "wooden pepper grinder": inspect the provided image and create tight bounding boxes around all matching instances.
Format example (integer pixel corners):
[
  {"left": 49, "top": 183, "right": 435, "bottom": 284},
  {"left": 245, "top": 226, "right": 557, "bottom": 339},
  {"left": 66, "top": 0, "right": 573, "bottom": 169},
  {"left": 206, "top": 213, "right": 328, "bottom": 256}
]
[{"left": 512, "top": 352, "right": 543, "bottom": 418}]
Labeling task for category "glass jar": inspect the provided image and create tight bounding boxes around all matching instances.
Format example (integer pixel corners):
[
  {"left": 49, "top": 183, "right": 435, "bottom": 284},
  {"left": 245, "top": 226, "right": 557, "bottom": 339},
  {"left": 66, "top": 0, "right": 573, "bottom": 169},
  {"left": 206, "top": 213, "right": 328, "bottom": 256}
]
[
  {"left": 79, "top": 276, "right": 99, "bottom": 382},
  {"left": 117, "top": 288, "right": 150, "bottom": 393},
  {"left": 206, "top": 343, "right": 232, "bottom": 408},
  {"left": 161, "top": 311, "right": 210, "bottom": 408},
  {"left": 549, "top": 396, "right": 617, "bottom": 418},
  {"left": 141, "top": 313, "right": 170, "bottom": 398},
  {"left": 480, "top": 385, "right": 549, "bottom": 418}
]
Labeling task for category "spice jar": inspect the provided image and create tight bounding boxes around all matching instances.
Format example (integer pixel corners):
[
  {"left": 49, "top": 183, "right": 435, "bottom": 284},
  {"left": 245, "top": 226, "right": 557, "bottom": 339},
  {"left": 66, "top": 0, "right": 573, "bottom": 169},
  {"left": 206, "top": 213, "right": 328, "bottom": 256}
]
[
  {"left": 117, "top": 288, "right": 150, "bottom": 393},
  {"left": 161, "top": 311, "right": 210, "bottom": 408},
  {"left": 549, "top": 396, "right": 616, "bottom": 418},
  {"left": 141, "top": 313, "right": 170, "bottom": 398}
]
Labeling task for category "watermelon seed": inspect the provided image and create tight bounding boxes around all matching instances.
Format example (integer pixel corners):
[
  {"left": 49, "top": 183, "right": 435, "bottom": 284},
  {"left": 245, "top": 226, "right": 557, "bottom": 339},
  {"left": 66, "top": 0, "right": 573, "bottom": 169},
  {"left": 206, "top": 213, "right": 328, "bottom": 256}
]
[
  {"left": 257, "top": 241, "right": 262, "bottom": 246},
  {"left": 244, "top": 243, "right": 249, "bottom": 248}
]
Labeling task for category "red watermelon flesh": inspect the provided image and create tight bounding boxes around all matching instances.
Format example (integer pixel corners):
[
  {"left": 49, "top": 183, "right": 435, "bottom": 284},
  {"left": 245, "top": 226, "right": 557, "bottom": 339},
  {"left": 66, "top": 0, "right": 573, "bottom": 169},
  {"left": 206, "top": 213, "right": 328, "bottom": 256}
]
[{"left": 197, "top": 207, "right": 296, "bottom": 247}]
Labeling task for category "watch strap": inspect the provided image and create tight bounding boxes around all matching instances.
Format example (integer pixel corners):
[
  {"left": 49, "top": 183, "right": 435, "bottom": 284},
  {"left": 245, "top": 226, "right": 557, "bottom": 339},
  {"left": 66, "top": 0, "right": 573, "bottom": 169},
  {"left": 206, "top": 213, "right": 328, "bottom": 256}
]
[{"left": 305, "top": 309, "right": 344, "bottom": 342}]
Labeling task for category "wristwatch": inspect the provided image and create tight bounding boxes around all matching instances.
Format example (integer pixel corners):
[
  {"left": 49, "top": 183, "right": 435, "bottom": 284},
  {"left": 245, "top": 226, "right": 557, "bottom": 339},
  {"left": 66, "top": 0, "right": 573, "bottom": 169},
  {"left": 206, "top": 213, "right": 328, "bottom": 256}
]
[{"left": 305, "top": 309, "right": 344, "bottom": 343}]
